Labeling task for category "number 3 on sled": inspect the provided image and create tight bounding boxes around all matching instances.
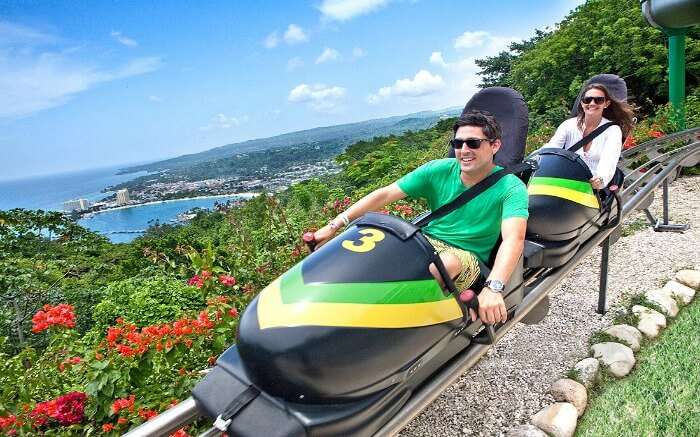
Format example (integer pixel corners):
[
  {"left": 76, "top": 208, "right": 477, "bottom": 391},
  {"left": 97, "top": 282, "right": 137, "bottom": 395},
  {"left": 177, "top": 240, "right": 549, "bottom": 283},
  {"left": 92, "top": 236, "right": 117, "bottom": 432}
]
[{"left": 342, "top": 228, "right": 385, "bottom": 253}]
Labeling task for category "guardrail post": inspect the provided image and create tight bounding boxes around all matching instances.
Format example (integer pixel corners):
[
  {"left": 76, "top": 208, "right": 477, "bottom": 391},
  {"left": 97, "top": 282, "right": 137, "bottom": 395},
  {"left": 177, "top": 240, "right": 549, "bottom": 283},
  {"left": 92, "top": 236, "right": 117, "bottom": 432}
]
[
  {"left": 597, "top": 236, "right": 610, "bottom": 314},
  {"left": 654, "top": 176, "right": 690, "bottom": 232}
]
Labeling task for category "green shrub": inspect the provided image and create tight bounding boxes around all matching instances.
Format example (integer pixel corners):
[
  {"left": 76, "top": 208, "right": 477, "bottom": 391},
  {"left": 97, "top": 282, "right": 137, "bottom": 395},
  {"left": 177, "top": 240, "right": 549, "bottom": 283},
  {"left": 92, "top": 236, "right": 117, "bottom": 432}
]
[{"left": 92, "top": 275, "right": 204, "bottom": 332}]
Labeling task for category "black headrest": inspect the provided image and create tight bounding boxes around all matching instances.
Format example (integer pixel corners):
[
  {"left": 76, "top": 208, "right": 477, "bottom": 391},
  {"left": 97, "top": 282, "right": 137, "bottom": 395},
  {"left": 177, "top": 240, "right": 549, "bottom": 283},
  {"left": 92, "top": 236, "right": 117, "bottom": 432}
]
[
  {"left": 571, "top": 74, "right": 628, "bottom": 117},
  {"left": 450, "top": 87, "right": 529, "bottom": 167}
]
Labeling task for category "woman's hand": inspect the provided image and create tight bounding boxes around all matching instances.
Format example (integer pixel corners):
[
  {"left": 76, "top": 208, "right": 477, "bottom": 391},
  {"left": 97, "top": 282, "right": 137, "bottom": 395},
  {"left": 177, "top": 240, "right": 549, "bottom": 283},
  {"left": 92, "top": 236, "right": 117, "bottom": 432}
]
[{"left": 589, "top": 175, "right": 604, "bottom": 190}]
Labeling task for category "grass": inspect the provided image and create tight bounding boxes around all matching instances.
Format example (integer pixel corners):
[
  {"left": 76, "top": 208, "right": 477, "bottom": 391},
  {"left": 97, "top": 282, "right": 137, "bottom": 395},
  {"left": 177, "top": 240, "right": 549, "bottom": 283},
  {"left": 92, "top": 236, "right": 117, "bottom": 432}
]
[
  {"left": 575, "top": 297, "right": 700, "bottom": 436},
  {"left": 621, "top": 217, "right": 649, "bottom": 237}
]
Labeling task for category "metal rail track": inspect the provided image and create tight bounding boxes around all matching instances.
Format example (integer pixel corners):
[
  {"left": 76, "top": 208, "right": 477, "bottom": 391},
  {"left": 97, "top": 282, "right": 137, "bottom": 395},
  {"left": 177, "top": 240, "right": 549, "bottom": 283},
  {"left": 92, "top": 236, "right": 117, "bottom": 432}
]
[{"left": 125, "top": 128, "right": 700, "bottom": 437}]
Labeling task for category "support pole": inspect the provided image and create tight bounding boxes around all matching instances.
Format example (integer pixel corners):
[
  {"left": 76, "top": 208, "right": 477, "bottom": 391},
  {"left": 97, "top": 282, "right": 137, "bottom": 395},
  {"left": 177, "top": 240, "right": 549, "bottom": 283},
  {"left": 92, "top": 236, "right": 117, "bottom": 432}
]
[
  {"left": 597, "top": 237, "right": 610, "bottom": 315},
  {"left": 667, "top": 30, "right": 687, "bottom": 130},
  {"left": 653, "top": 176, "right": 690, "bottom": 232}
]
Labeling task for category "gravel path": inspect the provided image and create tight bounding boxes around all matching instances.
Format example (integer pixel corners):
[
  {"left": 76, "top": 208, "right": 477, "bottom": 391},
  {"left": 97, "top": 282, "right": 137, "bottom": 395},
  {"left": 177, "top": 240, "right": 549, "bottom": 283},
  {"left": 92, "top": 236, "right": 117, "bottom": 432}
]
[{"left": 400, "top": 175, "right": 700, "bottom": 437}]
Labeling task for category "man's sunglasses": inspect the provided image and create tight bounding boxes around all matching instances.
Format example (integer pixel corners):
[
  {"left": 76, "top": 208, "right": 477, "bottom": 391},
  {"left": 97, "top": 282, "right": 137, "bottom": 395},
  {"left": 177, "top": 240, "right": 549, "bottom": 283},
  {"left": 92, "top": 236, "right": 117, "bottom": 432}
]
[
  {"left": 582, "top": 96, "right": 607, "bottom": 104},
  {"left": 450, "top": 138, "right": 492, "bottom": 150}
]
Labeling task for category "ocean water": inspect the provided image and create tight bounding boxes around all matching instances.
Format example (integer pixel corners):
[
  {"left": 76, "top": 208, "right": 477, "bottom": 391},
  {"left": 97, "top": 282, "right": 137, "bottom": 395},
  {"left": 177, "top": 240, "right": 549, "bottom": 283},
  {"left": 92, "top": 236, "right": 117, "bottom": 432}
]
[
  {"left": 0, "top": 166, "right": 252, "bottom": 243},
  {"left": 78, "top": 195, "right": 252, "bottom": 243},
  {"left": 0, "top": 165, "right": 147, "bottom": 211}
]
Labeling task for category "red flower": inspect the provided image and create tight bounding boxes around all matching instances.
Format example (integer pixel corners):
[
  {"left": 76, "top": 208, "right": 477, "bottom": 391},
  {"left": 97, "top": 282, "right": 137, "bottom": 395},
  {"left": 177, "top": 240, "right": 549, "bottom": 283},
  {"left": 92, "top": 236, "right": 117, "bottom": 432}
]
[
  {"left": 0, "top": 415, "right": 17, "bottom": 430},
  {"left": 30, "top": 392, "right": 86, "bottom": 427},
  {"left": 170, "top": 428, "right": 190, "bottom": 437},
  {"left": 228, "top": 308, "right": 239, "bottom": 318},
  {"left": 54, "top": 392, "right": 86, "bottom": 425},
  {"left": 118, "top": 417, "right": 128, "bottom": 425},
  {"left": 622, "top": 134, "right": 637, "bottom": 150},
  {"left": 218, "top": 274, "right": 237, "bottom": 287},
  {"left": 103, "top": 423, "right": 115, "bottom": 432},
  {"left": 650, "top": 130, "right": 664, "bottom": 138},
  {"left": 112, "top": 395, "right": 136, "bottom": 414},
  {"left": 187, "top": 275, "right": 203, "bottom": 288},
  {"left": 31, "top": 304, "right": 75, "bottom": 333},
  {"left": 138, "top": 408, "right": 158, "bottom": 421},
  {"left": 117, "top": 344, "right": 136, "bottom": 357}
]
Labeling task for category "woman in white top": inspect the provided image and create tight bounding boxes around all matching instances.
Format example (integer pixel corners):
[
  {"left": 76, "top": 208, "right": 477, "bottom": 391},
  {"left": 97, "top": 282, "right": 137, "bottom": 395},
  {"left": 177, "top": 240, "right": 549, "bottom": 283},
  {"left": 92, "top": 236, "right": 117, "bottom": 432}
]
[{"left": 540, "top": 83, "right": 635, "bottom": 189}]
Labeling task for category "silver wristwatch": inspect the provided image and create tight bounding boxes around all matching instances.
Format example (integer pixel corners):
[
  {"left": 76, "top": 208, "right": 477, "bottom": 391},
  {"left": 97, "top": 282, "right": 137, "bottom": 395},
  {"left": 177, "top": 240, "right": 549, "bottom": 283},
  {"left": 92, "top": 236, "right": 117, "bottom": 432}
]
[{"left": 484, "top": 279, "right": 505, "bottom": 293}]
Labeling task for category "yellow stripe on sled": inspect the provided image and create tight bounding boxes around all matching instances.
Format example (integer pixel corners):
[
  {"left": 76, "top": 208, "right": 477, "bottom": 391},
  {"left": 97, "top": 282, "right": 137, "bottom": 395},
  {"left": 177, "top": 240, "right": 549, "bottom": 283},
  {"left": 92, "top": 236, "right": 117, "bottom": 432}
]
[
  {"left": 528, "top": 184, "right": 599, "bottom": 209},
  {"left": 257, "top": 277, "right": 462, "bottom": 329}
]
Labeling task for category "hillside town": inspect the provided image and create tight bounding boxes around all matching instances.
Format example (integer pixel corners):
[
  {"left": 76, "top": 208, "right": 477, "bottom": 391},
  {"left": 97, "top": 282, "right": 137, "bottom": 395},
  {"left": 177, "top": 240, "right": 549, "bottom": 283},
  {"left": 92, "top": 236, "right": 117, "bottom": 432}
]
[{"left": 63, "top": 159, "right": 341, "bottom": 216}]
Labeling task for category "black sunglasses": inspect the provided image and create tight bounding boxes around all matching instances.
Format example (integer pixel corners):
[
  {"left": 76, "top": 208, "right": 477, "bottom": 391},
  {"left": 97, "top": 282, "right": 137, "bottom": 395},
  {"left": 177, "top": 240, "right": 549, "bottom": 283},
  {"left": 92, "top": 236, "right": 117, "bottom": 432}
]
[
  {"left": 582, "top": 96, "right": 606, "bottom": 104},
  {"left": 450, "top": 138, "right": 491, "bottom": 150}
]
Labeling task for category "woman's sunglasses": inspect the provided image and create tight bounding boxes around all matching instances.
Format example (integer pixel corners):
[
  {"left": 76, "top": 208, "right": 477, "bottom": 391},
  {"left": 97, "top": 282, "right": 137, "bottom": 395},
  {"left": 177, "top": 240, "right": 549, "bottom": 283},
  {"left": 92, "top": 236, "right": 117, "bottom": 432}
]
[
  {"left": 450, "top": 138, "right": 491, "bottom": 150},
  {"left": 582, "top": 96, "right": 607, "bottom": 104}
]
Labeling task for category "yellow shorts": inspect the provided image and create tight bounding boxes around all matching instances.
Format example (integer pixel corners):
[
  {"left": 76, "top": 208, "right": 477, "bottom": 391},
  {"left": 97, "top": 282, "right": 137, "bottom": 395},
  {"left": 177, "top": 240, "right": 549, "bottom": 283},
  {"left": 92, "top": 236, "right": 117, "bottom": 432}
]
[{"left": 426, "top": 236, "right": 481, "bottom": 291}]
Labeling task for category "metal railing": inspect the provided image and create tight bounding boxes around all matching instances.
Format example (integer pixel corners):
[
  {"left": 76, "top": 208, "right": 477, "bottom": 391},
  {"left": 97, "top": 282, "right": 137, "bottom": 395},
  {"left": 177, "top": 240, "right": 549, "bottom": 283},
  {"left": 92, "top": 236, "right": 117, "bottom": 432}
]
[{"left": 125, "top": 128, "right": 700, "bottom": 437}]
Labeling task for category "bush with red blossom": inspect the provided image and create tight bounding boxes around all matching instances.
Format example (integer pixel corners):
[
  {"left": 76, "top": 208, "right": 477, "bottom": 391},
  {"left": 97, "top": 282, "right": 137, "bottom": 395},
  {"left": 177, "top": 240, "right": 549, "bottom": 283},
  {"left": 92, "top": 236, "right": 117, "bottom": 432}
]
[
  {"left": 29, "top": 392, "right": 87, "bottom": 427},
  {"left": 31, "top": 304, "right": 76, "bottom": 333}
]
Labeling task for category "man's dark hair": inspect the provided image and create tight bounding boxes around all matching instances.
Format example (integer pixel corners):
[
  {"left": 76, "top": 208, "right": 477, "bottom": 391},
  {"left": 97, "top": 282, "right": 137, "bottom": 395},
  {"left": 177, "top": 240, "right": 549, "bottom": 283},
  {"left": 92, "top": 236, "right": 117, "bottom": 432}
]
[{"left": 453, "top": 110, "right": 502, "bottom": 140}]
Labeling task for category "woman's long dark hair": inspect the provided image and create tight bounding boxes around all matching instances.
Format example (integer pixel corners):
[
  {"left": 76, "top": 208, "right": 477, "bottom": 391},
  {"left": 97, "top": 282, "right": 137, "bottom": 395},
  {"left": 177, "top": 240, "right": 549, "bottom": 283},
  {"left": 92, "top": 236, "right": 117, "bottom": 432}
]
[{"left": 577, "top": 83, "right": 635, "bottom": 137}]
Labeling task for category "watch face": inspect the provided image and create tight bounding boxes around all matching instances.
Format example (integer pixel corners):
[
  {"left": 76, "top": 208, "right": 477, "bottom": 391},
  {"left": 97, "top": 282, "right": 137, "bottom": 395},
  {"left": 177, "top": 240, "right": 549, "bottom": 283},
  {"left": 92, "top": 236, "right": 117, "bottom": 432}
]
[{"left": 486, "top": 279, "right": 504, "bottom": 292}]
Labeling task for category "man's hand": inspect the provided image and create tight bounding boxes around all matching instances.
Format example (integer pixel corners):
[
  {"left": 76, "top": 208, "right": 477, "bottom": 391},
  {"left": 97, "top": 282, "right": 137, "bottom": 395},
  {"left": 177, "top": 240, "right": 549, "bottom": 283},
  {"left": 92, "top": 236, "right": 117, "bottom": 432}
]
[
  {"left": 313, "top": 223, "right": 339, "bottom": 249},
  {"left": 471, "top": 288, "right": 507, "bottom": 324}
]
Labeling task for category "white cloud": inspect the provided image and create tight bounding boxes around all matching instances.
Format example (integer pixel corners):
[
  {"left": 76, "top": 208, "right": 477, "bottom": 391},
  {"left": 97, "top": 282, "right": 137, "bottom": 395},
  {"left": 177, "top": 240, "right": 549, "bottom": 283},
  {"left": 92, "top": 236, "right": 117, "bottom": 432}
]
[
  {"left": 318, "top": 0, "right": 389, "bottom": 21},
  {"left": 0, "top": 53, "right": 162, "bottom": 118},
  {"left": 286, "top": 56, "right": 304, "bottom": 71},
  {"left": 454, "top": 31, "right": 518, "bottom": 54},
  {"left": 454, "top": 31, "right": 489, "bottom": 49},
  {"left": 0, "top": 21, "right": 162, "bottom": 118},
  {"left": 485, "top": 35, "right": 519, "bottom": 53},
  {"left": 352, "top": 47, "right": 366, "bottom": 58},
  {"left": 366, "top": 69, "right": 444, "bottom": 104},
  {"left": 110, "top": 31, "right": 138, "bottom": 47},
  {"left": 415, "top": 31, "right": 522, "bottom": 111},
  {"left": 200, "top": 113, "right": 248, "bottom": 131},
  {"left": 284, "top": 24, "right": 308, "bottom": 45},
  {"left": 263, "top": 31, "right": 279, "bottom": 48},
  {"left": 429, "top": 51, "right": 446, "bottom": 67},
  {"left": 148, "top": 95, "right": 162, "bottom": 102},
  {"left": 0, "top": 21, "right": 56, "bottom": 46},
  {"left": 265, "top": 25, "right": 309, "bottom": 48},
  {"left": 288, "top": 83, "right": 346, "bottom": 111},
  {"left": 315, "top": 47, "right": 340, "bottom": 64}
]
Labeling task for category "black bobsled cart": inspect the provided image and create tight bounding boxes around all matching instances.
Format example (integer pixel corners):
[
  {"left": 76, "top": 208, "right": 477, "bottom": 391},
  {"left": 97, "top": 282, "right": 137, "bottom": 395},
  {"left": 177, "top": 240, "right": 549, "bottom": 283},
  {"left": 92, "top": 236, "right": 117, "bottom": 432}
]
[{"left": 129, "top": 77, "right": 629, "bottom": 437}]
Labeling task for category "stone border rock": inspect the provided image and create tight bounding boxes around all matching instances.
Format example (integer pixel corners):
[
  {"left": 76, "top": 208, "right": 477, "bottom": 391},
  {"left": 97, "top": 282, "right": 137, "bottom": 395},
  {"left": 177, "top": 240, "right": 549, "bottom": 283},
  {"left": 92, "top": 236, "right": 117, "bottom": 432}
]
[{"left": 509, "top": 269, "right": 699, "bottom": 437}]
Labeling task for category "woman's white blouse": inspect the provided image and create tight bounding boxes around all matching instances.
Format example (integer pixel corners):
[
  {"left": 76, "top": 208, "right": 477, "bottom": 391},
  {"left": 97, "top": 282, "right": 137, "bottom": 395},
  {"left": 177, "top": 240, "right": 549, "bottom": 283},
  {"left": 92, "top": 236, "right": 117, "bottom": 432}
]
[{"left": 539, "top": 116, "right": 622, "bottom": 186}]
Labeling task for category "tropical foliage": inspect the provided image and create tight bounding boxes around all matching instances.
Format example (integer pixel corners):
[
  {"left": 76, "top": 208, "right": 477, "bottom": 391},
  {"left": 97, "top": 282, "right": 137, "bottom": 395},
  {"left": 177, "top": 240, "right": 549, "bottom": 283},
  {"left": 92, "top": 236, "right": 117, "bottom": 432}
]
[{"left": 1, "top": 0, "right": 698, "bottom": 434}]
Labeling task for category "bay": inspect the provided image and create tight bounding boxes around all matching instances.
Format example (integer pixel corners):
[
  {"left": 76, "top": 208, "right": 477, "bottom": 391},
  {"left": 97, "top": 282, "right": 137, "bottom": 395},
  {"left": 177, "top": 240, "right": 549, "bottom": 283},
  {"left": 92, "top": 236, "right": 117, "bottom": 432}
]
[
  {"left": 0, "top": 165, "right": 256, "bottom": 244},
  {"left": 78, "top": 195, "right": 254, "bottom": 243}
]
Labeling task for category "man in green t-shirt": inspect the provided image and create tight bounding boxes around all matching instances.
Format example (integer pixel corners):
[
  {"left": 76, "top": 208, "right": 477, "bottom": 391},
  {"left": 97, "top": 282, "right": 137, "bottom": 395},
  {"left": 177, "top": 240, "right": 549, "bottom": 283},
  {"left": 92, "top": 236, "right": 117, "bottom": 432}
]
[{"left": 314, "top": 110, "right": 529, "bottom": 325}]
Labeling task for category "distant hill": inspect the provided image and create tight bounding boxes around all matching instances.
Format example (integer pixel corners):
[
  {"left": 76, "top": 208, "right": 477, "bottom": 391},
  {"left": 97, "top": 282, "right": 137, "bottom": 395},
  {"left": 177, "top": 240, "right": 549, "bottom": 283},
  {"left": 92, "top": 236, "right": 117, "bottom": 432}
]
[{"left": 119, "top": 108, "right": 460, "bottom": 175}]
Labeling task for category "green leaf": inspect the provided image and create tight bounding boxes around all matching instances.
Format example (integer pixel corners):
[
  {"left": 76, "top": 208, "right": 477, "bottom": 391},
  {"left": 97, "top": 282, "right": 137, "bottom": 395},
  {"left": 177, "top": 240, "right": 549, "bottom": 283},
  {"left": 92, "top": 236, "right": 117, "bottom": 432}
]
[
  {"left": 90, "top": 360, "right": 109, "bottom": 370},
  {"left": 85, "top": 380, "right": 102, "bottom": 396}
]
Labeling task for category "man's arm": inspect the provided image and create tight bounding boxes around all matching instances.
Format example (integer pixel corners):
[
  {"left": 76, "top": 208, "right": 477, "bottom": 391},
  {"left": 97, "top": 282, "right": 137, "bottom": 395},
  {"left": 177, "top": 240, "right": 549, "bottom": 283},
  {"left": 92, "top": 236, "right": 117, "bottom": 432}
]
[
  {"left": 313, "top": 182, "right": 407, "bottom": 246},
  {"left": 476, "top": 216, "right": 527, "bottom": 324}
]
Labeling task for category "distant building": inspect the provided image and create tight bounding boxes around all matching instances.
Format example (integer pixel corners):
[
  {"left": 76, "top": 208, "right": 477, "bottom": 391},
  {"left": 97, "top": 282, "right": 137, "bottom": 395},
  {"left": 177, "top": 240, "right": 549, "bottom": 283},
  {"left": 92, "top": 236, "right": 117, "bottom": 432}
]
[
  {"left": 116, "top": 189, "right": 130, "bottom": 205},
  {"left": 63, "top": 200, "right": 82, "bottom": 212},
  {"left": 63, "top": 199, "right": 90, "bottom": 212}
]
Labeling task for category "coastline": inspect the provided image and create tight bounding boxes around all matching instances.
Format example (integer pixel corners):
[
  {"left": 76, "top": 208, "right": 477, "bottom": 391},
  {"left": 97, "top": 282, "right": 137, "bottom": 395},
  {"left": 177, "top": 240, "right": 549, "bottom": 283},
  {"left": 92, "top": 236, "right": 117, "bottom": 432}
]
[{"left": 84, "top": 192, "right": 259, "bottom": 216}]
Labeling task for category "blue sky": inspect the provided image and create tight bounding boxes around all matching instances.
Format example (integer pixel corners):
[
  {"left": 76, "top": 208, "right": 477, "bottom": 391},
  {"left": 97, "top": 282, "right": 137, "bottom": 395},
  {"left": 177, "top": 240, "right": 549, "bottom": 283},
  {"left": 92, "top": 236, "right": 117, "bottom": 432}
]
[{"left": 0, "top": 0, "right": 584, "bottom": 180}]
